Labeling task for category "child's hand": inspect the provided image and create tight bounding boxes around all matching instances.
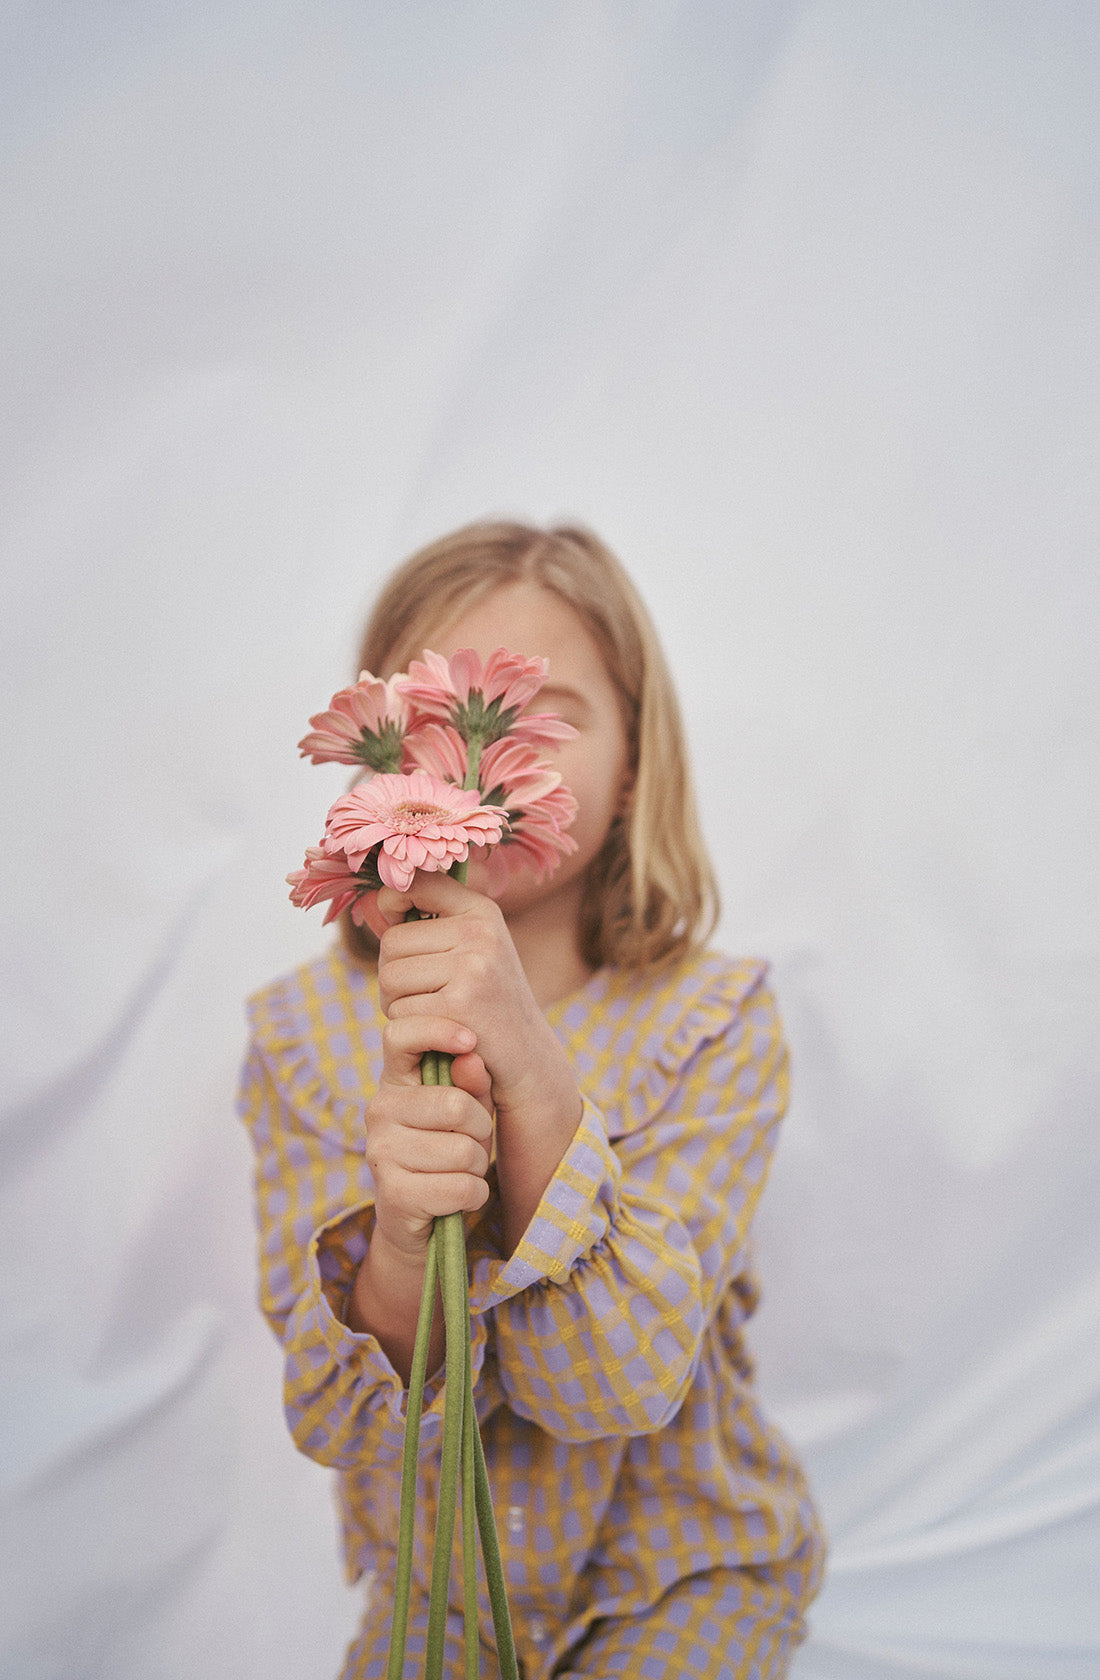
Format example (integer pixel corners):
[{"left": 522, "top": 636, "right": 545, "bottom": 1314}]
[
  {"left": 375, "top": 873, "right": 577, "bottom": 1124},
  {"left": 363, "top": 1011, "right": 494, "bottom": 1262},
  {"left": 375, "top": 872, "right": 584, "bottom": 1255}
]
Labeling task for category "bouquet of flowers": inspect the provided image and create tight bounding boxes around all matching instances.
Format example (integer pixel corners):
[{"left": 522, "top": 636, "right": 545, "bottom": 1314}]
[{"left": 288, "top": 648, "right": 578, "bottom": 1680}]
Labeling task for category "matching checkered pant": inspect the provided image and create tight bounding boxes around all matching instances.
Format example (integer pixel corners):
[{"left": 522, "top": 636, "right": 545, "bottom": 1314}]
[{"left": 340, "top": 1546, "right": 820, "bottom": 1680}]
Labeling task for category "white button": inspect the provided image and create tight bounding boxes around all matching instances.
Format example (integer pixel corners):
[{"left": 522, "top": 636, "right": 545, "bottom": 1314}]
[
  {"left": 507, "top": 1505, "right": 524, "bottom": 1535},
  {"left": 529, "top": 1616, "right": 548, "bottom": 1645}
]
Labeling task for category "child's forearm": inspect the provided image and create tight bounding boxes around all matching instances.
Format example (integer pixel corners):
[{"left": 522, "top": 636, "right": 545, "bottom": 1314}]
[
  {"left": 494, "top": 1073, "right": 584, "bottom": 1257},
  {"left": 345, "top": 1232, "right": 443, "bottom": 1386}
]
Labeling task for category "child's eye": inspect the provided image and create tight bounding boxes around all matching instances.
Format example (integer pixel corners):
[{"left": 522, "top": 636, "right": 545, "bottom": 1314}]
[{"left": 526, "top": 690, "right": 589, "bottom": 731}]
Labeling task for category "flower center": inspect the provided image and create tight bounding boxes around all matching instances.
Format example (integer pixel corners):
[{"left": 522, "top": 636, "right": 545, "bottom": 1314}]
[{"left": 391, "top": 801, "right": 452, "bottom": 831}]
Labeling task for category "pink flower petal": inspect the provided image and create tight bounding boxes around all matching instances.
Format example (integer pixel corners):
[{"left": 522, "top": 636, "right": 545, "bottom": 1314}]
[
  {"left": 448, "top": 648, "right": 482, "bottom": 704},
  {"left": 378, "top": 850, "right": 415, "bottom": 890},
  {"left": 298, "top": 672, "right": 410, "bottom": 766},
  {"left": 403, "top": 722, "right": 468, "bottom": 782},
  {"left": 287, "top": 844, "right": 373, "bottom": 923},
  {"left": 508, "top": 713, "right": 578, "bottom": 749},
  {"left": 396, "top": 646, "right": 550, "bottom": 741},
  {"left": 481, "top": 646, "right": 548, "bottom": 712},
  {"left": 315, "top": 769, "right": 506, "bottom": 891}
]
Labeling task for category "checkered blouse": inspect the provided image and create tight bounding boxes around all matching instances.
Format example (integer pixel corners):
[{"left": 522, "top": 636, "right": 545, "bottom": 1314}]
[{"left": 237, "top": 945, "right": 824, "bottom": 1678}]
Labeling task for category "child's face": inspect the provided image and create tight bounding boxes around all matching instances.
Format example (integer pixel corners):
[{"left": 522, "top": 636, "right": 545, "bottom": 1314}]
[{"left": 428, "top": 581, "right": 631, "bottom": 921}]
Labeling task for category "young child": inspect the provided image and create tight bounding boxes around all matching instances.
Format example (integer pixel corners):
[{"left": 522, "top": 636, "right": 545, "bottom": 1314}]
[{"left": 238, "top": 521, "right": 825, "bottom": 1679}]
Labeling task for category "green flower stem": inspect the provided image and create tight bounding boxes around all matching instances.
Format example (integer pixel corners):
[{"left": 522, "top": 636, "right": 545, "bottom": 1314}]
[
  {"left": 461, "top": 1257, "right": 480, "bottom": 1680},
  {"left": 424, "top": 1209, "right": 467, "bottom": 1680},
  {"left": 435, "top": 1048, "right": 479, "bottom": 1680},
  {"left": 387, "top": 917, "right": 442, "bottom": 1679},
  {"left": 463, "top": 738, "right": 484, "bottom": 796},
  {"left": 447, "top": 757, "right": 519, "bottom": 1677},
  {"left": 388, "top": 742, "right": 510, "bottom": 1677},
  {"left": 471, "top": 1399, "right": 519, "bottom": 1680},
  {"left": 404, "top": 905, "right": 438, "bottom": 1087},
  {"left": 386, "top": 1225, "right": 439, "bottom": 1680},
  {"left": 445, "top": 826, "right": 482, "bottom": 1678}
]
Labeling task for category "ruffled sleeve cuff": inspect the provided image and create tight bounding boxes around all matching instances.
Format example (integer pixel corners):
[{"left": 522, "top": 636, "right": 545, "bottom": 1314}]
[
  {"left": 307, "top": 1198, "right": 390, "bottom": 1362},
  {"left": 302, "top": 1199, "right": 485, "bottom": 1425},
  {"left": 467, "top": 1098, "right": 621, "bottom": 1312}
]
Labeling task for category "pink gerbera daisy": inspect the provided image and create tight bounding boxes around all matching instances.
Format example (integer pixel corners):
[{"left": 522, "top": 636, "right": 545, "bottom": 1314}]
[
  {"left": 402, "top": 721, "right": 471, "bottom": 785},
  {"left": 479, "top": 739, "right": 579, "bottom": 889},
  {"left": 321, "top": 770, "right": 506, "bottom": 892},
  {"left": 397, "top": 647, "right": 577, "bottom": 750},
  {"left": 297, "top": 672, "right": 411, "bottom": 770},
  {"left": 405, "top": 729, "right": 578, "bottom": 888},
  {"left": 287, "top": 846, "right": 378, "bottom": 926},
  {"left": 481, "top": 785, "right": 578, "bottom": 892}
]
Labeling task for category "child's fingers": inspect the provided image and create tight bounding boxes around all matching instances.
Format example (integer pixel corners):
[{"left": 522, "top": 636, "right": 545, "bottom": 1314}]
[
  {"left": 378, "top": 953, "right": 452, "bottom": 1018},
  {"left": 370, "top": 1160, "right": 491, "bottom": 1250},
  {"left": 448, "top": 1049, "right": 493, "bottom": 1116},
  {"left": 355, "top": 891, "right": 388, "bottom": 940},
  {"left": 372, "top": 1075, "right": 494, "bottom": 1146},
  {"left": 367, "top": 1097, "right": 492, "bottom": 1243},
  {"left": 376, "top": 871, "right": 487, "bottom": 926},
  {"left": 392, "top": 1170, "right": 491, "bottom": 1228},
  {"left": 378, "top": 914, "right": 461, "bottom": 961},
  {"left": 381, "top": 1120, "right": 490, "bottom": 1182},
  {"left": 402, "top": 872, "right": 486, "bottom": 917},
  {"left": 379, "top": 1014, "right": 476, "bottom": 1083},
  {"left": 374, "top": 886, "right": 413, "bottom": 928}
]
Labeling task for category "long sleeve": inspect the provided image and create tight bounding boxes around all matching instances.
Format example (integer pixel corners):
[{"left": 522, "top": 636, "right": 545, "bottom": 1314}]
[
  {"left": 236, "top": 1038, "right": 403, "bottom": 1468},
  {"left": 466, "top": 961, "right": 787, "bottom": 1442},
  {"left": 235, "top": 960, "right": 495, "bottom": 1473}
]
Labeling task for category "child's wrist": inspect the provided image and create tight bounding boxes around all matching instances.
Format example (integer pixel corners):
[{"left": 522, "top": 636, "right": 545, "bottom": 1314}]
[
  {"left": 493, "top": 1040, "right": 580, "bottom": 1131},
  {"left": 370, "top": 1221, "right": 434, "bottom": 1274},
  {"left": 346, "top": 1225, "right": 444, "bottom": 1382}
]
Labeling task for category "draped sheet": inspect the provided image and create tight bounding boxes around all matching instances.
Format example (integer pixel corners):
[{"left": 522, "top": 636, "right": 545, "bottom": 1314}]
[{"left": 2, "top": 4, "right": 1097, "bottom": 1675}]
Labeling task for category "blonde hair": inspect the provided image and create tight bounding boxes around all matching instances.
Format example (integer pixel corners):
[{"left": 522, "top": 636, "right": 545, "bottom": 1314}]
[{"left": 340, "top": 519, "right": 718, "bottom": 971}]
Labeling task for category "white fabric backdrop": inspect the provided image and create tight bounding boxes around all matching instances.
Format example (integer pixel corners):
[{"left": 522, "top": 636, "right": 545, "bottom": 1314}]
[{"left": 2, "top": 3, "right": 1098, "bottom": 1676}]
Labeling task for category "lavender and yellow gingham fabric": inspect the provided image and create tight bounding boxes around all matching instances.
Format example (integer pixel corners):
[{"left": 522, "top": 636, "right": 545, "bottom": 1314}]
[{"left": 238, "top": 947, "right": 825, "bottom": 1679}]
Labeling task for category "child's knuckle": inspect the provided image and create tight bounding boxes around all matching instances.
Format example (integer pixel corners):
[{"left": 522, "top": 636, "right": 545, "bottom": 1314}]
[
  {"left": 459, "top": 1135, "right": 485, "bottom": 1174},
  {"left": 442, "top": 1086, "right": 468, "bottom": 1128},
  {"left": 465, "top": 949, "right": 493, "bottom": 987}
]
